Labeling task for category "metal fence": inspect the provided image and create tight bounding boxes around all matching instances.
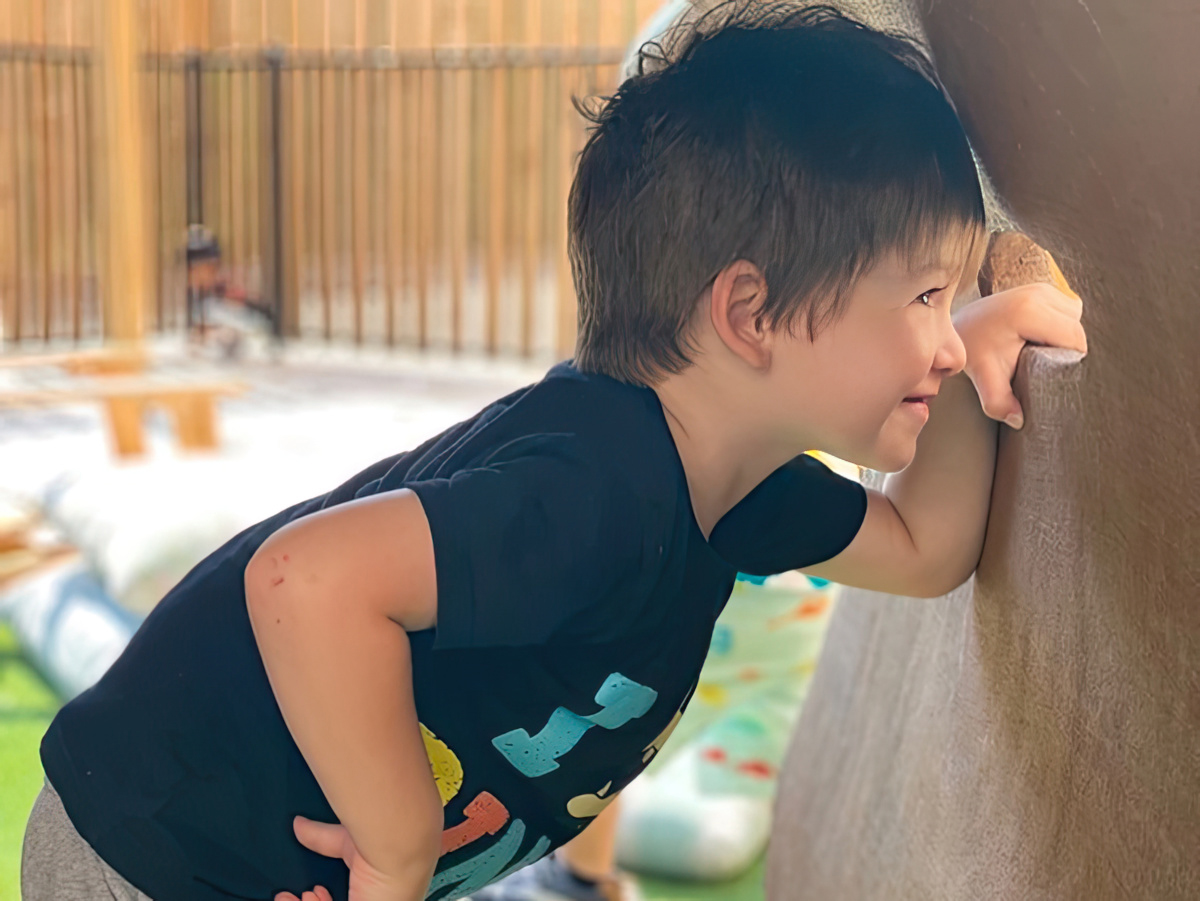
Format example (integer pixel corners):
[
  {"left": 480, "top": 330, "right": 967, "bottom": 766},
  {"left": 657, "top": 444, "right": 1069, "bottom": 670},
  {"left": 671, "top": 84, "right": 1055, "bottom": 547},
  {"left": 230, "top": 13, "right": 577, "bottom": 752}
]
[
  {"left": 1, "top": 40, "right": 627, "bottom": 358},
  {"left": 0, "top": 43, "right": 102, "bottom": 346}
]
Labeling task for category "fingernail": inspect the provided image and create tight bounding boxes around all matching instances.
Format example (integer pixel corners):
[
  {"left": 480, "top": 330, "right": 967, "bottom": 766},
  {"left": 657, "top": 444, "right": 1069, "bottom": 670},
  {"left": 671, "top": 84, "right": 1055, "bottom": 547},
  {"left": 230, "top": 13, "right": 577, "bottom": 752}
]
[{"left": 1005, "top": 413, "right": 1024, "bottom": 430}]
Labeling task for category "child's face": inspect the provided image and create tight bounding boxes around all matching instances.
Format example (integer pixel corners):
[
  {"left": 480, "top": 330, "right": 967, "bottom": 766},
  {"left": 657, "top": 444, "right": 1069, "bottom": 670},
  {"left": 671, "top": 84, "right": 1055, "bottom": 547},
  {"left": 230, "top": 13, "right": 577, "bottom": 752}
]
[
  {"left": 188, "top": 258, "right": 220, "bottom": 292},
  {"left": 770, "top": 230, "right": 981, "bottom": 473}
]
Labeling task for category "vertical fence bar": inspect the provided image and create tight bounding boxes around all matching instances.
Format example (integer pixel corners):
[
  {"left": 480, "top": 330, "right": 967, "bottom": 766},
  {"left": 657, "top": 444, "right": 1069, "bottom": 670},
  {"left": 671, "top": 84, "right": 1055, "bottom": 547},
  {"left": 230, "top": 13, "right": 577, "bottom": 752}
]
[
  {"left": 522, "top": 1, "right": 545, "bottom": 357},
  {"left": 150, "top": 43, "right": 165, "bottom": 331},
  {"left": 184, "top": 55, "right": 202, "bottom": 222},
  {"left": 448, "top": 36, "right": 470, "bottom": 351},
  {"left": 67, "top": 54, "right": 81, "bottom": 341},
  {"left": 217, "top": 67, "right": 231, "bottom": 282},
  {"left": 318, "top": 63, "right": 331, "bottom": 339},
  {"left": 1, "top": 52, "right": 16, "bottom": 344},
  {"left": 230, "top": 62, "right": 243, "bottom": 285},
  {"left": 184, "top": 54, "right": 201, "bottom": 334},
  {"left": 416, "top": 62, "right": 433, "bottom": 348},
  {"left": 286, "top": 58, "right": 306, "bottom": 338},
  {"left": 366, "top": 59, "right": 380, "bottom": 346},
  {"left": 57, "top": 56, "right": 75, "bottom": 339},
  {"left": 34, "top": 49, "right": 50, "bottom": 342},
  {"left": 80, "top": 51, "right": 98, "bottom": 336},
  {"left": 307, "top": 65, "right": 321, "bottom": 335},
  {"left": 350, "top": 56, "right": 365, "bottom": 345},
  {"left": 0, "top": 52, "right": 13, "bottom": 343},
  {"left": 42, "top": 55, "right": 59, "bottom": 341},
  {"left": 486, "top": 4, "right": 509, "bottom": 356},
  {"left": 11, "top": 55, "right": 25, "bottom": 342},
  {"left": 23, "top": 53, "right": 37, "bottom": 341},
  {"left": 337, "top": 63, "right": 350, "bottom": 339},
  {"left": 383, "top": 59, "right": 398, "bottom": 347},
  {"left": 245, "top": 60, "right": 259, "bottom": 296},
  {"left": 265, "top": 47, "right": 284, "bottom": 340},
  {"left": 400, "top": 64, "right": 417, "bottom": 347},
  {"left": 558, "top": 2, "right": 591, "bottom": 359}
]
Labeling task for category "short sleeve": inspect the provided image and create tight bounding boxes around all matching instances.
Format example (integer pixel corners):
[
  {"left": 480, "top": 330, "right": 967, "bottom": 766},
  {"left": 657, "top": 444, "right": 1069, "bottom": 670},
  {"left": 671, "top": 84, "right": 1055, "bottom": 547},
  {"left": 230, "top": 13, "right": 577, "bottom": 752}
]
[
  {"left": 405, "top": 434, "right": 650, "bottom": 650},
  {"left": 707, "top": 453, "right": 868, "bottom": 577}
]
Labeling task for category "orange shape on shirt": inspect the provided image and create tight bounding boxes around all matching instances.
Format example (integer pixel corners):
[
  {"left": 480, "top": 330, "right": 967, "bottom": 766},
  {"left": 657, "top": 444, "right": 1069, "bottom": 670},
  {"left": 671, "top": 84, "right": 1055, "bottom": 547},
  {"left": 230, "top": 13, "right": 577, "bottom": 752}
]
[{"left": 440, "top": 791, "right": 510, "bottom": 857}]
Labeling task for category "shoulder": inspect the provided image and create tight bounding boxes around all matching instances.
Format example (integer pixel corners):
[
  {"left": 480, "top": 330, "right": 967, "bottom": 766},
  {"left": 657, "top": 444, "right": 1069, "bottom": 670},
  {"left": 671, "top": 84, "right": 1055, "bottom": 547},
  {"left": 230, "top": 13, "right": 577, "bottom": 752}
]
[
  {"left": 708, "top": 452, "right": 868, "bottom": 575},
  {"left": 487, "top": 363, "right": 678, "bottom": 497}
]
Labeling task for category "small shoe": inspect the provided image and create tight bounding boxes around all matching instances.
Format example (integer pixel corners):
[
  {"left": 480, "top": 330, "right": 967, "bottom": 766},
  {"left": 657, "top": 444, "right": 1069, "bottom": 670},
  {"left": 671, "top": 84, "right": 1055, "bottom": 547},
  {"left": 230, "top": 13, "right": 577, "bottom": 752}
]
[{"left": 464, "top": 853, "right": 644, "bottom": 901}]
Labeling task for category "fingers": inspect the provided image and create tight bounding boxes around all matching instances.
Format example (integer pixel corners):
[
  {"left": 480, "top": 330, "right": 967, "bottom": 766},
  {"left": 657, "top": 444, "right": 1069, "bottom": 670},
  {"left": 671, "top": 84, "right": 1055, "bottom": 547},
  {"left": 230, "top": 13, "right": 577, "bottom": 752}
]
[
  {"left": 1015, "top": 287, "right": 1088, "bottom": 353},
  {"left": 293, "top": 816, "right": 347, "bottom": 859},
  {"left": 1023, "top": 308, "right": 1088, "bottom": 355},
  {"left": 274, "top": 885, "right": 331, "bottom": 901},
  {"left": 967, "top": 357, "right": 1025, "bottom": 428},
  {"left": 1023, "top": 281, "right": 1084, "bottom": 319}
]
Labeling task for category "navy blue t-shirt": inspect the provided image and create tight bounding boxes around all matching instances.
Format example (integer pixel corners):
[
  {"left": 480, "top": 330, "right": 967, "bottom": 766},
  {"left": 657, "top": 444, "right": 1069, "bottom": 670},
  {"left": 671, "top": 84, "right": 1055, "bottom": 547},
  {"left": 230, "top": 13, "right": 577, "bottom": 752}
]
[{"left": 40, "top": 361, "right": 867, "bottom": 901}]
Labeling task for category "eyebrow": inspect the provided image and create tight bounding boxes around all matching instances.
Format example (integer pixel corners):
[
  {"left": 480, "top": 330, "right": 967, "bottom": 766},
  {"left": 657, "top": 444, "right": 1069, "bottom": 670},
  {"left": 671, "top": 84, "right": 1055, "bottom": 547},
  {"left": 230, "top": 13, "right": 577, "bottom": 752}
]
[{"left": 905, "top": 263, "right": 954, "bottom": 281}]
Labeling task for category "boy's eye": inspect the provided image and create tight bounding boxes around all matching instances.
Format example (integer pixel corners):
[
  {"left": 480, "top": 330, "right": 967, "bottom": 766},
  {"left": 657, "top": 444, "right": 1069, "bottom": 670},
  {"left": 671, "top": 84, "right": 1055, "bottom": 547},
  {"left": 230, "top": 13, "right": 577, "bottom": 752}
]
[{"left": 915, "top": 286, "right": 947, "bottom": 306}]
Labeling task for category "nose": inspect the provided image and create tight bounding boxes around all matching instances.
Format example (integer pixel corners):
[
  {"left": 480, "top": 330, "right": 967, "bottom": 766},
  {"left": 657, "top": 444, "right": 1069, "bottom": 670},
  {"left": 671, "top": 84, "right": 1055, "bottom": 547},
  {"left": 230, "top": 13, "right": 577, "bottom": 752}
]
[{"left": 935, "top": 313, "right": 968, "bottom": 377}]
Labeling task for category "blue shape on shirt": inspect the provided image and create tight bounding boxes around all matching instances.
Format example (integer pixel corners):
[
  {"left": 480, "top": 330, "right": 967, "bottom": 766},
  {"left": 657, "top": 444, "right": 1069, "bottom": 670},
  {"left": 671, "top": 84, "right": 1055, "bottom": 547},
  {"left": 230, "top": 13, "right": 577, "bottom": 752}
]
[
  {"left": 492, "top": 673, "right": 658, "bottom": 778},
  {"left": 735, "top": 572, "right": 769, "bottom": 585},
  {"left": 425, "top": 818, "right": 552, "bottom": 899}
]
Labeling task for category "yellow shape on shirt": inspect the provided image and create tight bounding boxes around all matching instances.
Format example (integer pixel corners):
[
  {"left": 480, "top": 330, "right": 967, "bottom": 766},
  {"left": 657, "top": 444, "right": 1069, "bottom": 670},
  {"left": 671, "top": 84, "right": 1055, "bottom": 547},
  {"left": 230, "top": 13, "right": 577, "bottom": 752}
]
[{"left": 421, "top": 722, "right": 464, "bottom": 806}]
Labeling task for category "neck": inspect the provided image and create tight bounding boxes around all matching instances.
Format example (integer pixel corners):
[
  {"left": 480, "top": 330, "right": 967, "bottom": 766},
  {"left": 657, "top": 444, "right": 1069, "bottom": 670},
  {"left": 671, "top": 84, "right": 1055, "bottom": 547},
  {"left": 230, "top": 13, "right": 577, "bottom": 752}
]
[{"left": 652, "top": 362, "right": 800, "bottom": 540}]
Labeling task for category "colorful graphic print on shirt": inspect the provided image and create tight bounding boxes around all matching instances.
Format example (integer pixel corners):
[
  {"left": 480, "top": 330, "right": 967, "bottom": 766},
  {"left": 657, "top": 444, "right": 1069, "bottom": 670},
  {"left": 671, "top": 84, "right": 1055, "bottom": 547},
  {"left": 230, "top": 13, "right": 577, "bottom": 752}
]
[{"left": 420, "top": 671, "right": 690, "bottom": 900}]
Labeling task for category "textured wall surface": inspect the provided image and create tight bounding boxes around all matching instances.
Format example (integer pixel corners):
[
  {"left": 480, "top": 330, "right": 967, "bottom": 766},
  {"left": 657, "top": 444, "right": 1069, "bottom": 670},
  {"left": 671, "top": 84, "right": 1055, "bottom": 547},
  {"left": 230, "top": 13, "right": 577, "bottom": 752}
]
[{"left": 767, "top": 0, "right": 1200, "bottom": 897}]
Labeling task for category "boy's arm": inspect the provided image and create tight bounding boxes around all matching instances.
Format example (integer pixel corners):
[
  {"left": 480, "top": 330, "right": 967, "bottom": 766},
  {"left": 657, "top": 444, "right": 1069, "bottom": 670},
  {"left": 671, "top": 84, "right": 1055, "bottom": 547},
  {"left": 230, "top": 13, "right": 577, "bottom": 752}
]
[
  {"left": 244, "top": 488, "right": 444, "bottom": 891},
  {"left": 804, "top": 281, "right": 1087, "bottom": 598},
  {"left": 801, "top": 371, "right": 997, "bottom": 598}
]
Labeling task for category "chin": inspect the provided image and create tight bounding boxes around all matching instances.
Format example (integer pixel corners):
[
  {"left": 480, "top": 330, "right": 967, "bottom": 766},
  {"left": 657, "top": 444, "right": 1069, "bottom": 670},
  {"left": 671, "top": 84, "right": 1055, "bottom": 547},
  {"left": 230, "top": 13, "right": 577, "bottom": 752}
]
[{"left": 860, "top": 444, "right": 917, "bottom": 474}]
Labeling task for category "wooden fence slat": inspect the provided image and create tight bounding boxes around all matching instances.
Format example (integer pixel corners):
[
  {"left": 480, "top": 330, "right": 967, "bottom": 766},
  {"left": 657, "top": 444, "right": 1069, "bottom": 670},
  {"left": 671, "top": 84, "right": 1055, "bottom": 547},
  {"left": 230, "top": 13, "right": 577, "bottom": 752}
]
[
  {"left": 34, "top": 53, "right": 51, "bottom": 342},
  {"left": 484, "top": 1, "right": 510, "bottom": 356},
  {"left": 416, "top": 65, "right": 433, "bottom": 349},
  {"left": 350, "top": 63, "right": 365, "bottom": 345},
  {"left": 2, "top": 0, "right": 652, "bottom": 355},
  {"left": 79, "top": 55, "right": 97, "bottom": 337},
  {"left": 1, "top": 59, "right": 16, "bottom": 343},
  {"left": 318, "top": 65, "right": 331, "bottom": 339},
  {"left": 244, "top": 63, "right": 259, "bottom": 299},
  {"left": 383, "top": 65, "right": 398, "bottom": 346},
  {"left": 448, "top": 69, "right": 469, "bottom": 352}
]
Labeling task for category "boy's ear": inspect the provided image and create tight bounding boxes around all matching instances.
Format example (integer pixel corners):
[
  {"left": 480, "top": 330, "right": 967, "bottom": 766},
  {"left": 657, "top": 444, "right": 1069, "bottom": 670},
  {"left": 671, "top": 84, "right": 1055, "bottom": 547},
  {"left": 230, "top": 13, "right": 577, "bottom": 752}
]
[{"left": 709, "top": 259, "right": 772, "bottom": 370}]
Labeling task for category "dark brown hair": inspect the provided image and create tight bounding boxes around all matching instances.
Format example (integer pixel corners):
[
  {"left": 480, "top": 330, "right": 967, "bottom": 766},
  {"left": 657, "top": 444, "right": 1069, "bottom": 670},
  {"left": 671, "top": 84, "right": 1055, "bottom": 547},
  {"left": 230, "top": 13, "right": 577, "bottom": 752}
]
[{"left": 569, "top": 2, "right": 986, "bottom": 385}]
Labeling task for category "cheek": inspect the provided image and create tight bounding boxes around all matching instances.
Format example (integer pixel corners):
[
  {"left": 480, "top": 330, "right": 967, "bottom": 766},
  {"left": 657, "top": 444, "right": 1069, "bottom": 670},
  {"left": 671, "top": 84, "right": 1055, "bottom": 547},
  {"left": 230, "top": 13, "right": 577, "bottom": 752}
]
[{"left": 820, "top": 332, "right": 899, "bottom": 404}]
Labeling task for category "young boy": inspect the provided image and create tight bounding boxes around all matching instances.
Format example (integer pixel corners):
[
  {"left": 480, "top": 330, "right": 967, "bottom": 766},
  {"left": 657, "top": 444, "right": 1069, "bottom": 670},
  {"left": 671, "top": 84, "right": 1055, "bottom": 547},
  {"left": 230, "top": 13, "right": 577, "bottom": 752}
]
[{"left": 21, "top": 4, "right": 1086, "bottom": 901}]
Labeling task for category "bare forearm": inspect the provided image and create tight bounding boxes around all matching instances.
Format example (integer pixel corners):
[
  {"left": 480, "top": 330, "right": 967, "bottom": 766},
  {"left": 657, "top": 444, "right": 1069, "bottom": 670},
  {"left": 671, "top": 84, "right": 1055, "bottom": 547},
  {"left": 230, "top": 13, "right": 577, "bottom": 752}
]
[
  {"left": 884, "top": 371, "right": 998, "bottom": 596},
  {"left": 245, "top": 571, "right": 443, "bottom": 882}
]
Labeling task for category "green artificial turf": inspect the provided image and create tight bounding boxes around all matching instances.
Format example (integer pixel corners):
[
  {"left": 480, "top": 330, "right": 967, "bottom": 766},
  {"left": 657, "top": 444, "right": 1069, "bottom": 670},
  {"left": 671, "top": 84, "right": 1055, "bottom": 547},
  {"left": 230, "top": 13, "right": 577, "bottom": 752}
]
[
  {"left": 0, "top": 622, "right": 764, "bottom": 901},
  {"left": 0, "top": 622, "right": 61, "bottom": 899},
  {"left": 636, "top": 854, "right": 766, "bottom": 901}
]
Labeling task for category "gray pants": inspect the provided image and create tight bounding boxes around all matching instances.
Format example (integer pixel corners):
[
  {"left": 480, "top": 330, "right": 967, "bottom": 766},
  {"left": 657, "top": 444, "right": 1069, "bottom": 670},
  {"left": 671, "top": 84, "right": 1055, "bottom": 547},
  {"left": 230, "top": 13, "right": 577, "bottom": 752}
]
[{"left": 21, "top": 779, "right": 153, "bottom": 900}]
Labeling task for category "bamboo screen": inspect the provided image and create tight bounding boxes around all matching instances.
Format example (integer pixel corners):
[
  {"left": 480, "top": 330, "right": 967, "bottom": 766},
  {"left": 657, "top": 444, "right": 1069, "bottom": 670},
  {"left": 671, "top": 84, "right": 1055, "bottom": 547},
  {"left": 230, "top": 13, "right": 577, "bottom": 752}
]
[{"left": 1, "top": 0, "right": 666, "bottom": 359}]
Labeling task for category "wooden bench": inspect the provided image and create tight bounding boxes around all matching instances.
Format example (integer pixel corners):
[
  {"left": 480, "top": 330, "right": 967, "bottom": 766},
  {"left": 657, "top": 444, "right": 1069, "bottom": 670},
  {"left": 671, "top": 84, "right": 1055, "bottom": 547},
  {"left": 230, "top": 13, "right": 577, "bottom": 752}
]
[
  {"left": 0, "top": 377, "right": 248, "bottom": 458},
  {"left": 0, "top": 508, "right": 78, "bottom": 591},
  {"left": 0, "top": 346, "right": 148, "bottom": 376}
]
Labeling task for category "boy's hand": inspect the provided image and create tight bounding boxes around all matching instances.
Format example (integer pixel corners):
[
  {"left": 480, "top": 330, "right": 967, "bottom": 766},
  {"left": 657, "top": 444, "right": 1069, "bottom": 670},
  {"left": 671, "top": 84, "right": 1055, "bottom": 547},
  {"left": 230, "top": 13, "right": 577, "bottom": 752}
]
[
  {"left": 274, "top": 816, "right": 435, "bottom": 901},
  {"left": 952, "top": 283, "right": 1088, "bottom": 430}
]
